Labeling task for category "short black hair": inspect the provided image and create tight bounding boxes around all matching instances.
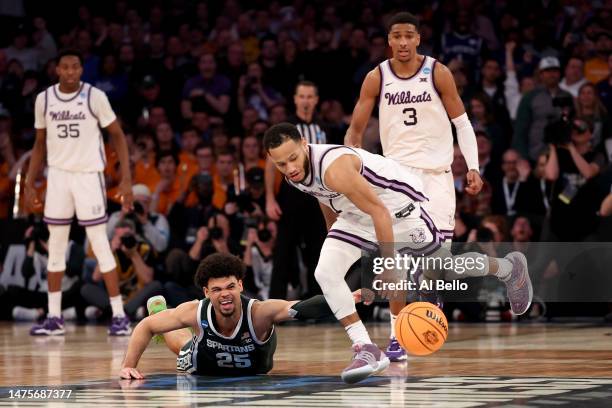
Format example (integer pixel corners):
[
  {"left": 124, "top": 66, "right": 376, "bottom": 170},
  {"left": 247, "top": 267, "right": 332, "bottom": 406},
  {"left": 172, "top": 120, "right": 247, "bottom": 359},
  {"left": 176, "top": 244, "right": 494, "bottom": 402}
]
[
  {"left": 56, "top": 49, "right": 84, "bottom": 66},
  {"left": 387, "top": 12, "right": 420, "bottom": 33},
  {"left": 263, "top": 122, "right": 302, "bottom": 152},
  {"left": 195, "top": 253, "right": 245, "bottom": 288},
  {"left": 295, "top": 80, "right": 318, "bottom": 96},
  {"left": 156, "top": 149, "right": 179, "bottom": 166}
]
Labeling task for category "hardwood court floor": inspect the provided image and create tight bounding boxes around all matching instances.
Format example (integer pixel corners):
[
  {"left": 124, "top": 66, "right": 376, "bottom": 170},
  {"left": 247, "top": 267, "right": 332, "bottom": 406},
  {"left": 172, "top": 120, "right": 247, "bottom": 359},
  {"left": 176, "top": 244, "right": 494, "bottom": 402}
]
[
  {"left": 1, "top": 321, "right": 612, "bottom": 385},
  {"left": 1, "top": 321, "right": 612, "bottom": 407}
]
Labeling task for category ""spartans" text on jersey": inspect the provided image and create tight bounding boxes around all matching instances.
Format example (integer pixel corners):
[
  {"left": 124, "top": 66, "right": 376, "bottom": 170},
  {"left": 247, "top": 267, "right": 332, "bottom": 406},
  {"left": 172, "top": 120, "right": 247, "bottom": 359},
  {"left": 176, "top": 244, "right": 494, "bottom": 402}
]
[{"left": 206, "top": 338, "right": 256, "bottom": 353}]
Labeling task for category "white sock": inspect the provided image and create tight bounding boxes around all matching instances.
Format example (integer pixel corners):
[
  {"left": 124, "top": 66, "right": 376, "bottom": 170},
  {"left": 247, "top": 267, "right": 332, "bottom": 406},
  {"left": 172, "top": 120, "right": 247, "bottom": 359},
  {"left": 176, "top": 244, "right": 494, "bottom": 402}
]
[
  {"left": 345, "top": 321, "right": 372, "bottom": 345},
  {"left": 48, "top": 291, "right": 62, "bottom": 318},
  {"left": 110, "top": 295, "right": 125, "bottom": 317},
  {"left": 390, "top": 313, "right": 397, "bottom": 339},
  {"left": 495, "top": 258, "right": 513, "bottom": 281}
]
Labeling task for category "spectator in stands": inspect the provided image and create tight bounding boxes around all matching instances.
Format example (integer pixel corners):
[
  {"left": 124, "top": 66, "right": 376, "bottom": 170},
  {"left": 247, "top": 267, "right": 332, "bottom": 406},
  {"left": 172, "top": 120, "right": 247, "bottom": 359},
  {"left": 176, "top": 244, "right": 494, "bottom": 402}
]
[
  {"left": 545, "top": 118, "right": 605, "bottom": 240},
  {"left": 596, "top": 54, "right": 612, "bottom": 114},
  {"left": 238, "top": 62, "right": 283, "bottom": 120},
  {"left": 4, "top": 25, "right": 40, "bottom": 72},
  {"left": 182, "top": 52, "right": 231, "bottom": 119},
  {"left": 151, "top": 150, "right": 185, "bottom": 216},
  {"left": 81, "top": 219, "right": 162, "bottom": 320},
  {"left": 513, "top": 57, "right": 573, "bottom": 161},
  {"left": 212, "top": 149, "right": 236, "bottom": 210},
  {"left": 94, "top": 53, "right": 128, "bottom": 106},
  {"left": 559, "top": 57, "right": 587, "bottom": 98},
  {"left": 476, "top": 58, "right": 511, "bottom": 130},
  {"left": 243, "top": 217, "right": 277, "bottom": 300},
  {"left": 441, "top": 10, "right": 484, "bottom": 82},
  {"left": 575, "top": 82, "right": 611, "bottom": 148},
  {"left": 241, "top": 134, "right": 265, "bottom": 171},
  {"left": 468, "top": 94, "right": 507, "bottom": 162},
  {"left": 585, "top": 32, "right": 611, "bottom": 84},
  {"left": 107, "top": 184, "right": 169, "bottom": 254}
]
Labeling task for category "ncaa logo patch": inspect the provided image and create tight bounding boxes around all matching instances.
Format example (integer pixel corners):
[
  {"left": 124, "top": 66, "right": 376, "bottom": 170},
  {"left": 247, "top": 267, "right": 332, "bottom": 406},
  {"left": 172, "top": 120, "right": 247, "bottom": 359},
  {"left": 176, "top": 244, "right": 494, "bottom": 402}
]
[
  {"left": 201, "top": 320, "right": 209, "bottom": 329},
  {"left": 409, "top": 227, "right": 426, "bottom": 243},
  {"left": 422, "top": 67, "right": 431, "bottom": 75}
]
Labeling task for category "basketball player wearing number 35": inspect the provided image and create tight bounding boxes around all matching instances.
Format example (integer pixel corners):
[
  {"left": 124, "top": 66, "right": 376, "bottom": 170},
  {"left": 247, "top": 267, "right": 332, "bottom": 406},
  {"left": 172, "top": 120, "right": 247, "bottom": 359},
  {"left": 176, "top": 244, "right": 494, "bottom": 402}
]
[
  {"left": 25, "top": 49, "right": 134, "bottom": 336},
  {"left": 345, "top": 12, "right": 533, "bottom": 361}
]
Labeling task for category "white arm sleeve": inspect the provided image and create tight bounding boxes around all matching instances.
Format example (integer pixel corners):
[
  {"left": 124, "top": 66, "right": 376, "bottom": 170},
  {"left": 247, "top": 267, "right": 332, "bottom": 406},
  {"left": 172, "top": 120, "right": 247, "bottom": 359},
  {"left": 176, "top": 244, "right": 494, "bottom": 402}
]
[
  {"left": 34, "top": 92, "right": 46, "bottom": 129},
  {"left": 90, "top": 87, "right": 117, "bottom": 128},
  {"left": 452, "top": 112, "right": 479, "bottom": 172}
]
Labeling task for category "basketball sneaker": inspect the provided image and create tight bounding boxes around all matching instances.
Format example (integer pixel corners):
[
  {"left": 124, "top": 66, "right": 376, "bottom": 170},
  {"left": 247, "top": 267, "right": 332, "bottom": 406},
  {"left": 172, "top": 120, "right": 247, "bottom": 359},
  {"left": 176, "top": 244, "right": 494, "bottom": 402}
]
[
  {"left": 341, "top": 343, "right": 390, "bottom": 384},
  {"left": 30, "top": 316, "right": 65, "bottom": 336},
  {"left": 147, "top": 295, "right": 167, "bottom": 344},
  {"left": 502, "top": 252, "right": 533, "bottom": 315},
  {"left": 108, "top": 315, "right": 132, "bottom": 336},
  {"left": 385, "top": 337, "right": 407, "bottom": 361}
]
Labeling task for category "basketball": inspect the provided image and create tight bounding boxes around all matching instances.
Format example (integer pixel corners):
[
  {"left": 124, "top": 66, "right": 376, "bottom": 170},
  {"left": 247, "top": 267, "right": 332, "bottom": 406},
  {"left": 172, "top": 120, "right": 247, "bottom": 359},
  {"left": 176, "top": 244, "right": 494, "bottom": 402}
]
[{"left": 395, "top": 302, "right": 448, "bottom": 356}]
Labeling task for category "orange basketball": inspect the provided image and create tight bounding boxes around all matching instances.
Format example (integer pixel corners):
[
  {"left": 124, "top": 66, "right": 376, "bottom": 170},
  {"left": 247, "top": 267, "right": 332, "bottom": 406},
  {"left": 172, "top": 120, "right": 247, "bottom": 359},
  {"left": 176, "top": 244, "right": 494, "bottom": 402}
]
[{"left": 395, "top": 302, "right": 448, "bottom": 356}]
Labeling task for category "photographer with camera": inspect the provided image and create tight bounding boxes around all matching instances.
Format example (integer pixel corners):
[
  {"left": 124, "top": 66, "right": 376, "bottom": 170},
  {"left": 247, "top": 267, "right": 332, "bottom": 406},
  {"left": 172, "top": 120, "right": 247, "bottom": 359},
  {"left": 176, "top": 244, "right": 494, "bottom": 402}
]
[
  {"left": 81, "top": 219, "right": 162, "bottom": 320},
  {"left": 243, "top": 217, "right": 277, "bottom": 300},
  {"left": 513, "top": 57, "right": 574, "bottom": 161},
  {"left": 545, "top": 118, "right": 605, "bottom": 240},
  {"left": 106, "top": 184, "right": 170, "bottom": 253},
  {"left": 0, "top": 217, "right": 84, "bottom": 321},
  {"left": 224, "top": 167, "right": 266, "bottom": 243},
  {"left": 237, "top": 62, "right": 283, "bottom": 120},
  {"left": 164, "top": 211, "right": 241, "bottom": 306},
  {"left": 107, "top": 184, "right": 169, "bottom": 253}
]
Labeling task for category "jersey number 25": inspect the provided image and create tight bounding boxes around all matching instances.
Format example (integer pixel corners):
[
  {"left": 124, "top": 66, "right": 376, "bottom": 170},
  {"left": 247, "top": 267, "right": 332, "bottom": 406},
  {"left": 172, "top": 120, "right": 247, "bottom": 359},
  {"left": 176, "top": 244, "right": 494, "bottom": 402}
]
[
  {"left": 57, "top": 124, "right": 80, "bottom": 138},
  {"left": 216, "top": 352, "right": 252, "bottom": 368}
]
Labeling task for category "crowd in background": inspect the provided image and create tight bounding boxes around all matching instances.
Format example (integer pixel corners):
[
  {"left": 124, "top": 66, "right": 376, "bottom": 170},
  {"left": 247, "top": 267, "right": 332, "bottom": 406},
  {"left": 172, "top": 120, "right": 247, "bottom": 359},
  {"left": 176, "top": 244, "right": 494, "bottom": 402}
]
[{"left": 0, "top": 0, "right": 611, "bottom": 323}]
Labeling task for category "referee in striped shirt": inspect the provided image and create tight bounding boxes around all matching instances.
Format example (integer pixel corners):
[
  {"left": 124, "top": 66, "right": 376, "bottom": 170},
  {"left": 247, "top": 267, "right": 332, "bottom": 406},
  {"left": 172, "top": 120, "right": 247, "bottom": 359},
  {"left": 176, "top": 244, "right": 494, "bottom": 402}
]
[{"left": 265, "top": 80, "right": 327, "bottom": 299}]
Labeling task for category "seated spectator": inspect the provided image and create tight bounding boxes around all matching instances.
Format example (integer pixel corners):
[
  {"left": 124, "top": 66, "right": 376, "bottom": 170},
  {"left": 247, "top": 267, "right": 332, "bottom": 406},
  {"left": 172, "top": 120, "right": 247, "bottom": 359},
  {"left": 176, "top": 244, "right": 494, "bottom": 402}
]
[
  {"left": 81, "top": 219, "right": 162, "bottom": 320},
  {"left": 94, "top": 53, "right": 128, "bottom": 106},
  {"left": 559, "top": 57, "right": 587, "bottom": 98},
  {"left": 177, "top": 126, "right": 200, "bottom": 183},
  {"left": 268, "top": 103, "right": 287, "bottom": 125},
  {"left": 596, "top": 54, "right": 612, "bottom": 114},
  {"left": 191, "top": 109, "right": 212, "bottom": 140},
  {"left": 181, "top": 52, "right": 231, "bottom": 119},
  {"left": 585, "top": 32, "right": 610, "bottom": 84},
  {"left": 511, "top": 216, "right": 534, "bottom": 246},
  {"left": 194, "top": 143, "right": 216, "bottom": 176},
  {"left": 155, "top": 122, "right": 179, "bottom": 154},
  {"left": 575, "top": 82, "right": 611, "bottom": 148},
  {"left": 491, "top": 149, "right": 546, "bottom": 217},
  {"left": 132, "top": 130, "right": 161, "bottom": 193},
  {"left": 151, "top": 150, "right": 186, "bottom": 215},
  {"left": 107, "top": 184, "right": 169, "bottom": 253},
  {"left": 212, "top": 149, "right": 236, "bottom": 210},
  {"left": 241, "top": 134, "right": 265, "bottom": 170},
  {"left": 238, "top": 62, "right": 284, "bottom": 120},
  {"left": 468, "top": 95, "right": 508, "bottom": 161}
]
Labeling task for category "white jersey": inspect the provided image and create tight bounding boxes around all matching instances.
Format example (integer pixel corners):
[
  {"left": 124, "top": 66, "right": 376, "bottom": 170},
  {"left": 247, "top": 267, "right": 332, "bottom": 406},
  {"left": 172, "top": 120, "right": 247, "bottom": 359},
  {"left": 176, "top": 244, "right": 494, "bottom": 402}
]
[
  {"left": 287, "top": 144, "right": 428, "bottom": 227},
  {"left": 378, "top": 57, "right": 453, "bottom": 171},
  {"left": 34, "top": 82, "right": 117, "bottom": 173}
]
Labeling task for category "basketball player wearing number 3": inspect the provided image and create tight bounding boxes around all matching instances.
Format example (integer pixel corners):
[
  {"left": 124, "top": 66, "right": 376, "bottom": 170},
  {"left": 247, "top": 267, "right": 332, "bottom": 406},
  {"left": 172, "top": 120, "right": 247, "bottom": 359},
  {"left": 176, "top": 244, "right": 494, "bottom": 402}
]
[
  {"left": 25, "top": 49, "right": 134, "bottom": 336},
  {"left": 345, "top": 12, "right": 532, "bottom": 361}
]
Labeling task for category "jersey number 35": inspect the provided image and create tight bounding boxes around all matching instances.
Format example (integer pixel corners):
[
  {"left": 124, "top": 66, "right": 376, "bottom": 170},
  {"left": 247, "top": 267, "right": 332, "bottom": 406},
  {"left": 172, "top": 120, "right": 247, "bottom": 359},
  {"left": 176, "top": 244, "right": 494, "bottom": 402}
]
[{"left": 57, "top": 124, "right": 80, "bottom": 138}]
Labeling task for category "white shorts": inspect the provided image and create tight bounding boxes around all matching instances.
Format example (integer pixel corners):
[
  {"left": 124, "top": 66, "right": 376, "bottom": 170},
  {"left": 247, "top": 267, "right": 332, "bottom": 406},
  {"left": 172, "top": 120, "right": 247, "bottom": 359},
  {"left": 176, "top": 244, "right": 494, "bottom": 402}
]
[
  {"left": 43, "top": 167, "right": 108, "bottom": 227},
  {"left": 410, "top": 167, "right": 455, "bottom": 241},
  {"left": 327, "top": 209, "right": 443, "bottom": 257}
]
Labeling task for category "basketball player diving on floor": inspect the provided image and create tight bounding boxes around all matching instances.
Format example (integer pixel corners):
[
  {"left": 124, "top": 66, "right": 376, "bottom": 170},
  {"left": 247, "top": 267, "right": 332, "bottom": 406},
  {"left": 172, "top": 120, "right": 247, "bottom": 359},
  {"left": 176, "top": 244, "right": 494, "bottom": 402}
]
[
  {"left": 344, "top": 12, "right": 533, "bottom": 361},
  {"left": 25, "top": 49, "right": 134, "bottom": 336},
  {"left": 264, "top": 122, "right": 532, "bottom": 383},
  {"left": 119, "top": 253, "right": 366, "bottom": 379}
]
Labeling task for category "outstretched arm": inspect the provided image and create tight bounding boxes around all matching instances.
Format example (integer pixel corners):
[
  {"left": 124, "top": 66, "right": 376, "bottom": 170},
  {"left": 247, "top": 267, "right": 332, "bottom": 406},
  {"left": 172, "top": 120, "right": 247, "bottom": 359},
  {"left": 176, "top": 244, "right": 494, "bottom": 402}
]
[
  {"left": 120, "top": 300, "right": 198, "bottom": 379},
  {"left": 344, "top": 68, "right": 380, "bottom": 148}
]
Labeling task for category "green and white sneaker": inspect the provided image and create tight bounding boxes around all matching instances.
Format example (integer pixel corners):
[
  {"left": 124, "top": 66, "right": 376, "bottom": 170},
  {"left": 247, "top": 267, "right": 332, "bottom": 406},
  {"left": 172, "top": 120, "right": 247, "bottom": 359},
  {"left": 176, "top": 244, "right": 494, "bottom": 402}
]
[{"left": 147, "top": 295, "right": 167, "bottom": 344}]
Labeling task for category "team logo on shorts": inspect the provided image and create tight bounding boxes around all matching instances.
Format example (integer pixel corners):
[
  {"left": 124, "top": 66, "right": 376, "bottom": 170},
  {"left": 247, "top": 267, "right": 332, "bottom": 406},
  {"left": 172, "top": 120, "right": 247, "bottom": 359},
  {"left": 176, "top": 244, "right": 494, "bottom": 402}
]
[
  {"left": 409, "top": 228, "right": 426, "bottom": 243},
  {"left": 92, "top": 205, "right": 103, "bottom": 215}
]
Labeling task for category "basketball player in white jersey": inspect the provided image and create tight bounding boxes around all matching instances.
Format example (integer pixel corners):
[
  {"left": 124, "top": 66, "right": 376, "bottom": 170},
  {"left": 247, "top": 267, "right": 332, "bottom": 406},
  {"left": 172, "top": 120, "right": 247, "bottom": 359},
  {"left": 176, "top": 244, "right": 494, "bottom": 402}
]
[
  {"left": 25, "top": 49, "right": 134, "bottom": 336},
  {"left": 344, "top": 12, "right": 532, "bottom": 361},
  {"left": 264, "top": 122, "right": 531, "bottom": 383}
]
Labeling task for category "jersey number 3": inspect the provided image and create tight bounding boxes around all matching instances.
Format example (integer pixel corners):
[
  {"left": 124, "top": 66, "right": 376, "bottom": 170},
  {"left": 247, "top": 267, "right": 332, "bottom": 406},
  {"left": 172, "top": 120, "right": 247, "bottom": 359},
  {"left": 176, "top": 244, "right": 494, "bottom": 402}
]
[
  {"left": 216, "top": 352, "right": 252, "bottom": 368},
  {"left": 402, "top": 108, "right": 417, "bottom": 126},
  {"left": 57, "top": 124, "right": 80, "bottom": 138}
]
